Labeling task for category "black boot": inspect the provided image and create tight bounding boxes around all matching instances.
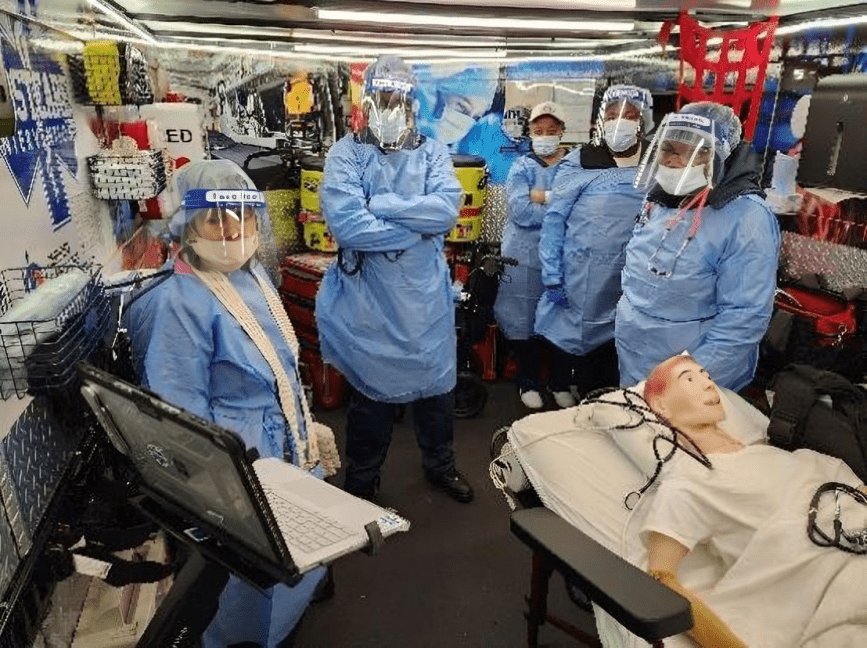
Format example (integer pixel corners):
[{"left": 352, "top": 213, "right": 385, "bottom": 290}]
[{"left": 426, "top": 468, "right": 474, "bottom": 503}]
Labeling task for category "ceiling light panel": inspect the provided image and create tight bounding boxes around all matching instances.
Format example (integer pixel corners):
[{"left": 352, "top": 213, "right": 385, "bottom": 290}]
[
  {"left": 294, "top": 43, "right": 506, "bottom": 58},
  {"left": 83, "top": 0, "right": 156, "bottom": 43},
  {"left": 776, "top": 13, "right": 867, "bottom": 35},
  {"left": 317, "top": 9, "right": 634, "bottom": 32}
]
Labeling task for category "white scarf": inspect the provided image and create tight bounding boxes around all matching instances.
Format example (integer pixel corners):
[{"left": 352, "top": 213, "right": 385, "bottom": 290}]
[{"left": 189, "top": 264, "right": 330, "bottom": 471}]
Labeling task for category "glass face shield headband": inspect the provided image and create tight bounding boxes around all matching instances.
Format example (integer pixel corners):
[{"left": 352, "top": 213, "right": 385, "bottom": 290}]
[
  {"left": 601, "top": 100, "right": 641, "bottom": 153},
  {"left": 183, "top": 188, "right": 264, "bottom": 261},
  {"left": 594, "top": 86, "right": 652, "bottom": 148},
  {"left": 362, "top": 77, "right": 416, "bottom": 150},
  {"left": 634, "top": 113, "right": 722, "bottom": 193}
]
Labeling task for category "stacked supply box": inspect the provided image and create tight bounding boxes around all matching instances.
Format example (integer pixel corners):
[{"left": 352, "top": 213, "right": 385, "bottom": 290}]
[
  {"left": 298, "top": 156, "right": 338, "bottom": 252},
  {"left": 279, "top": 252, "right": 346, "bottom": 410}
]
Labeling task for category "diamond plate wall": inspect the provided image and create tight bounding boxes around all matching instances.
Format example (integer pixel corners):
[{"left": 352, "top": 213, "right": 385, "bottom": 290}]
[
  {"left": 781, "top": 231, "right": 867, "bottom": 292},
  {"left": 0, "top": 456, "right": 19, "bottom": 602},
  {"left": 1, "top": 398, "right": 82, "bottom": 560}
]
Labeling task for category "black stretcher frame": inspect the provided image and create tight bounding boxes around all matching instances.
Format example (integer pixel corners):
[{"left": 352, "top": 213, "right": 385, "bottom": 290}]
[{"left": 510, "top": 507, "right": 693, "bottom": 648}]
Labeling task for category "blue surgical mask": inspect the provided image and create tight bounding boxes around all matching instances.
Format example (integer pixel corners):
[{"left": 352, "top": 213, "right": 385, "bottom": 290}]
[
  {"left": 603, "top": 119, "right": 639, "bottom": 153},
  {"left": 531, "top": 135, "right": 560, "bottom": 157},
  {"left": 655, "top": 164, "right": 709, "bottom": 196},
  {"left": 437, "top": 107, "right": 476, "bottom": 145}
]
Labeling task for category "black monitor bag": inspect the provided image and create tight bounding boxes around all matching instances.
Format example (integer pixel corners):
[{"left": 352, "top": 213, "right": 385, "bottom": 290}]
[{"left": 767, "top": 363, "right": 867, "bottom": 483}]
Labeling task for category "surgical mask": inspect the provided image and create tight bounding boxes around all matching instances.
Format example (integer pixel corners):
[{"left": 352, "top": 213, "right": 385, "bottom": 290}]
[
  {"left": 603, "top": 119, "right": 639, "bottom": 153},
  {"left": 437, "top": 107, "right": 476, "bottom": 144},
  {"left": 368, "top": 106, "right": 408, "bottom": 146},
  {"left": 531, "top": 135, "right": 561, "bottom": 157},
  {"left": 655, "top": 164, "right": 709, "bottom": 196},
  {"left": 188, "top": 233, "right": 259, "bottom": 273}
]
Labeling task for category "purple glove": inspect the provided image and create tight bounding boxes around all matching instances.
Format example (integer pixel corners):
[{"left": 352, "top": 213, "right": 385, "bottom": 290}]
[{"left": 546, "top": 286, "right": 569, "bottom": 308}]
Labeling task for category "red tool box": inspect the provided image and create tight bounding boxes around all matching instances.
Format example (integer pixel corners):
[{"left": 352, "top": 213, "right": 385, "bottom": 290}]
[
  {"left": 278, "top": 252, "right": 347, "bottom": 410},
  {"left": 279, "top": 252, "right": 336, "bottom": 300}
]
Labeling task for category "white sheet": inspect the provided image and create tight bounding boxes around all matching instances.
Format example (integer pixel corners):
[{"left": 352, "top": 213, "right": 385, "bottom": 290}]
[{"left": 620, "top": 449, "right": 867, "bottom": 648}]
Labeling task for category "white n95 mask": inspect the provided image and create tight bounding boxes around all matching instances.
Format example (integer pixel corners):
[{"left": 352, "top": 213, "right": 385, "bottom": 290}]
[
  {"left": 189, "top": 233, "right": 259, "bottom": 273},
  {"left": 603, "top": 119, "right": 639, "bottom": 153},
  {"left": 531, "top": 135, "right": 560, "bottom": 156},
  {"left": 655, "top": 164, "right": 709, "bottom": 196}
]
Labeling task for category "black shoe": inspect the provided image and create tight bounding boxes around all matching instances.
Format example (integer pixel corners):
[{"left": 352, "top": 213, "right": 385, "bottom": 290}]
[
  {"left": 426, "top": 468, "right": 474, "bottom": 503},
  {"left": 344, "top": 475, "right": 380, "bottom": 503}
]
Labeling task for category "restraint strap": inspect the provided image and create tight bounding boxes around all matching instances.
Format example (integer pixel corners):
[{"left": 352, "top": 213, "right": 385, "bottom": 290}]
[{"left": 767, "top": 367, "right": 817, "bottom": 448}]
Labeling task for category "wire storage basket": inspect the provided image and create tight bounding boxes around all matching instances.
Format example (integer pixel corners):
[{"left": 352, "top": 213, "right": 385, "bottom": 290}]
[{"left": 0, "top": 265, "right": 112, "bottom": 400}]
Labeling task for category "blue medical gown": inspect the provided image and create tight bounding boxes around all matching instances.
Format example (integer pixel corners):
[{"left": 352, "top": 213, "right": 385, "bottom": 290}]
[
  {"left": 615, "top": 194, "right": 781, "bottom": 391},
  {"left": 493, "top": 154, "right": 562, "bottom": 340},
  {"left": 125, "top": 262, "right": 325, "bottom": 648},
  {"left": 315, "top": 134, "right": 463, "bottom": 403},
  {"left": 534, "top": 149, "right": 646, "bottom": 355}
]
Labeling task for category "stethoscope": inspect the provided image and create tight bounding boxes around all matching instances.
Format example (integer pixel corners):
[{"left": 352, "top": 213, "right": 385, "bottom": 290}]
[
  {"left": 645, "top": 185, "right": 710, "bottom": 279},
  {"left": 573, "top": 388, "right": 714, "bottom": 511}
]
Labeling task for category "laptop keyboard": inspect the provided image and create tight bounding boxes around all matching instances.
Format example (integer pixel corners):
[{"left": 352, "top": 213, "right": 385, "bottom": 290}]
[{"left": 263, "top": 487, "right": 353, "bottom": 553}]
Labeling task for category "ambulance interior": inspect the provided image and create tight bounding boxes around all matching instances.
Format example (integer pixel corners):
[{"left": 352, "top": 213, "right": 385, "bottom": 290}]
[{"left": 1, "top": 1, "right": 867, "bottom": 647}]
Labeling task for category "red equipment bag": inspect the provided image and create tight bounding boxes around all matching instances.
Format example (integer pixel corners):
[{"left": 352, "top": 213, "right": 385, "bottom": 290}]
[{"left": 774, "top": 286, "right": 857, "bottom": 346}]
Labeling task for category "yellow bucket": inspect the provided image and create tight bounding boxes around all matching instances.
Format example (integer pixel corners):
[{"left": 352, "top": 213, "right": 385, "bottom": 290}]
[
  {"left": 448, "top": 154, "right": 488, "bottom": 242},
  {"left": 303, "top": 220, "right": 338, "bottom": 252},
  {"left": 300, "top": 155, "right": 326, "bottom": 214}
]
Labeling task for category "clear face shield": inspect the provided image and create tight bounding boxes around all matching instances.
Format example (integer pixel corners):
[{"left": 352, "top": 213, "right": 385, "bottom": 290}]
[
  {"left": 593, "top": 86, "right": 652, "bottom": 152},
  {"left": 599, "top": 99, "right": 643, "bottom": 153},
  {"left": 501, "top": 106, "right": 529, "bottom": 143},
  {"left": 183, "top": 189, "right": 265, "bottom": 272},
  {"left": 634, "top": 113, "right": 724, "bottom": 196},
  {"left": 362, "top": 78, "right": 416, "bottom": 151}
]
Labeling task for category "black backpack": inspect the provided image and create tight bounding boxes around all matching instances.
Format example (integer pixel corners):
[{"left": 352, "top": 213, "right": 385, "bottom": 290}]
[{"left": 767, "top": 364, "right": 867, "bottom": 483}]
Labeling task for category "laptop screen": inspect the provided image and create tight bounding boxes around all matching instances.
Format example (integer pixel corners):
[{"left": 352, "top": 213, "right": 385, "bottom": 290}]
[{"left": 78, "top": 364, "right": 283, "bottom": 566}]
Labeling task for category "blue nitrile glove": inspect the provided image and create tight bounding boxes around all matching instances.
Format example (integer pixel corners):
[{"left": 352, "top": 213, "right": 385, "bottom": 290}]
[{"left": 546, "top": 286, "right": 569, "bottom": 308}]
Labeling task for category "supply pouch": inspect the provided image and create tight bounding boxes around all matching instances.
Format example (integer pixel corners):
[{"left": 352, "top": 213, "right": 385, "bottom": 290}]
[
  {"left": 767, "top": 363, "right": 867, "bottom": 483},
  {"left": 761, "top": 285, "right": 862, "bottom": 383},
  {"left": 774, "top": 286, "right": 857, "bottom": 346}
]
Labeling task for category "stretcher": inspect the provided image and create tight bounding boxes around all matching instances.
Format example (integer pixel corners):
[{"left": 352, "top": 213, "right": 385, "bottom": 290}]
[{"left": 490, "top": 387, "right": 770, "bottom": 648}]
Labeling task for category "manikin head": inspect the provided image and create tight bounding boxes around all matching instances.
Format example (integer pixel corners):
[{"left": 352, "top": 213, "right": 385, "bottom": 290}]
[{"left": 643, "top": 355, "right": 725, "bottom": 433}]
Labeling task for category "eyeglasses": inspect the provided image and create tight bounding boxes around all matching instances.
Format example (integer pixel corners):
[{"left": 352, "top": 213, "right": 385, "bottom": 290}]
[{"left": 659, "top": 143, "right": 711, "bottom": 167}]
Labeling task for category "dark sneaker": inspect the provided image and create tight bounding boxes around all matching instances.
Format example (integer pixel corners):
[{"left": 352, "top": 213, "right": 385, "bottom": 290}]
[
  {"left": 426, "top": 468, "right": 474, "bottom": 503},
  {"left": 344, "top": 475, "right": 380, "bottom": 503}
]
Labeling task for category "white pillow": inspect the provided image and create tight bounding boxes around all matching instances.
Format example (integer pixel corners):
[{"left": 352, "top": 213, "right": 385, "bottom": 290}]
[
  {"left": 585, "top": 383, "right": 769, "bottom": 479},
  {"left": 508, "top": 407, "right": 647, "bottom": 553}
]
